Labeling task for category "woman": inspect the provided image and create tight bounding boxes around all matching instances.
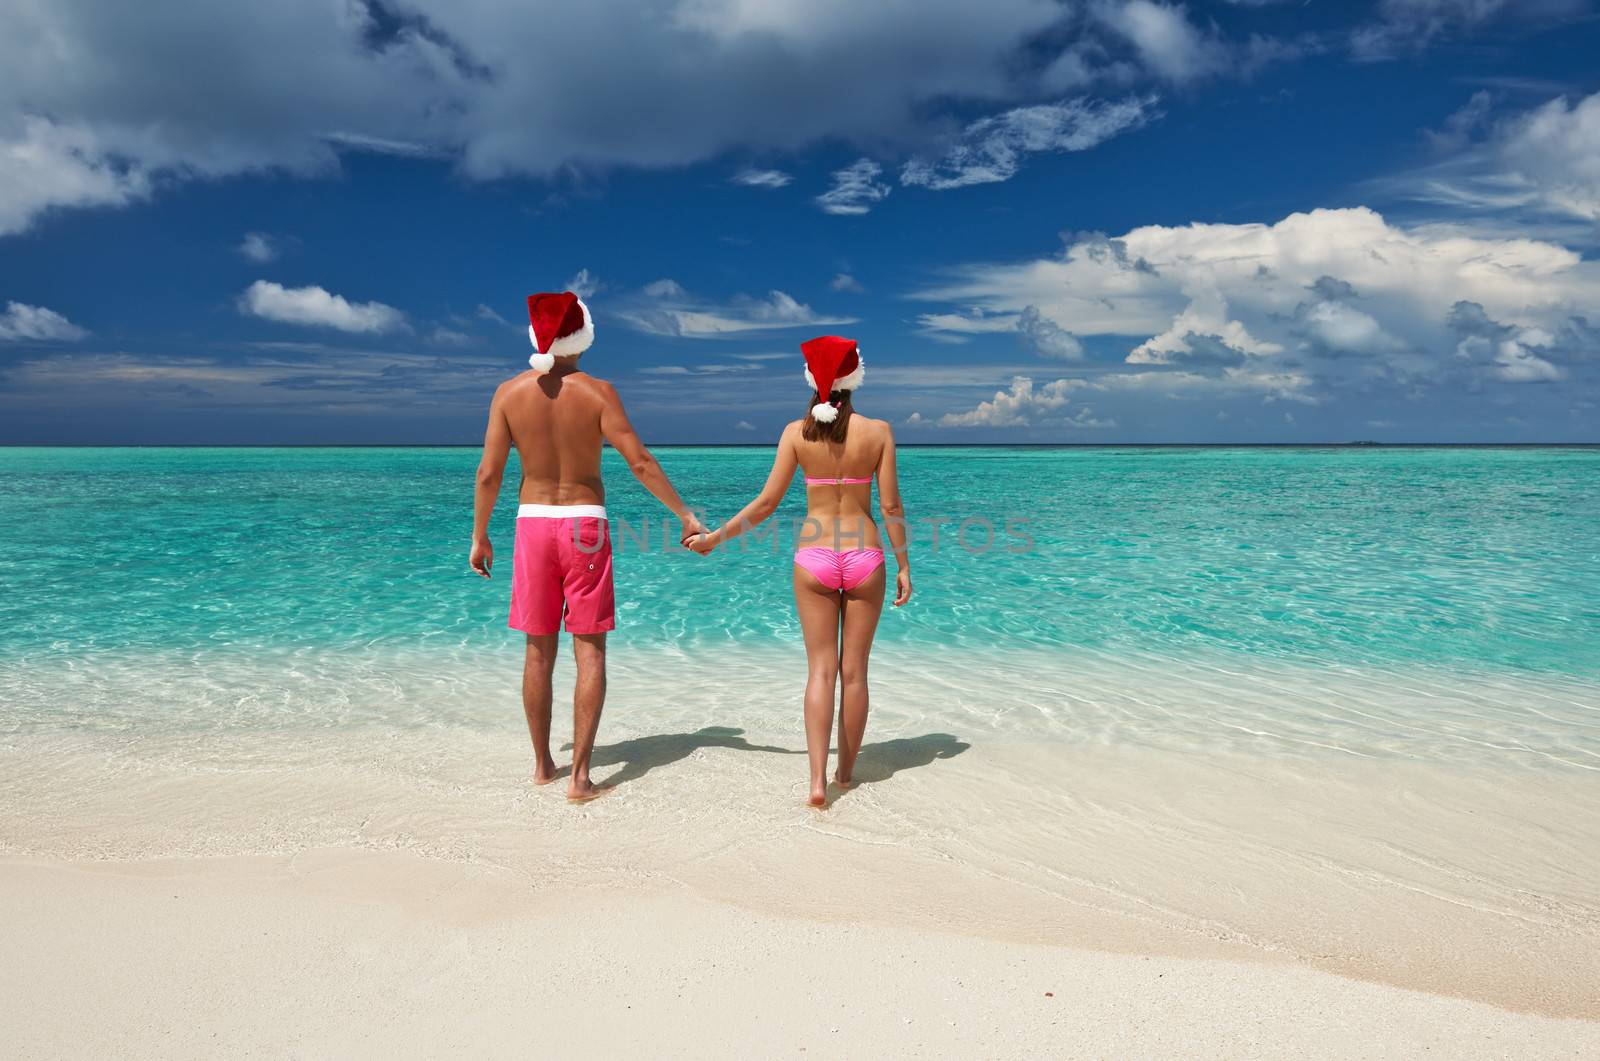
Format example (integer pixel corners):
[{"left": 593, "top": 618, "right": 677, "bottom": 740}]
[{"left": 690, "top": 336, "right": 911, "bottom": 807}]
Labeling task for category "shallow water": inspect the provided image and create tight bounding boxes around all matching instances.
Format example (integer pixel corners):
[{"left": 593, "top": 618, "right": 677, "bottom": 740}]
[{"left": 3, "top": 445, "right": 1598, "bottom": 766}]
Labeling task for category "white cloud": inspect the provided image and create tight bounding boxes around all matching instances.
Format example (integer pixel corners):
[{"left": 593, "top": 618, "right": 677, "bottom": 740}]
[
  {"left": 913, "top": 310, "right": 1018, "bottom": 340},
  {"left": 619, "top": 281, "right": 855, "bottom": 338},
  {"left": 735, "top": 419, "right": 756, "bottom": 430},
  {"left": 429, "top": 326, "right": 473, "bottom": 346},
  {"left": 1393, "top": 90, "right": 1600, "bottom": 223},
  {"left": 566, "top": 268, "right": 604, "bottom": 298},
  {"left": 0, "top": 117, "right": 151, "bottom": 237},
  {"left": 816, "top": 159, "right": 890, "bottom": 215},
  {"left": 731, "top": 169, "right": 792, "bottom": 188},
  {"left": 1425, "top": 89, "right": 1495, "bottom": 154},
  {"left": 829, "top": 273, "right": 865, "bottom": 293},
  {"left": 901, "top": 95, "right": 1156, "bottom": 190},
  {"left": 1128, "top": 290, "right": 1283, "bottom": 364},
  {"left": 1350, "top": 0, "right": 1589, "bottom": 61},
  {"left": 237, "top": 232, "right": 279, "bottom": 263},
  {"left": 914, "top": 206, "right": 1600, "bottom": 396},
  {"left": 1474, "top": 91, "right": 1600, "bottom": 221},
  {"left": 238, "top": 281, "right": 405, "bottom": 333},
  {"left": 1294, "top": 281, "right": 1403, "bottom": 356},
  {"left": 642, "top": 278, "right": 688, "bottom": 299},
  {"left": 0, "top": 301, "right": 88, "bottom": 342},
  {"left": 1493, "top": 330, "right": 1565, "bottom": 382},
  {"left": 1096, "top": 1, "right": 1230, "bottom": 83},
  {"left": 475, "top": 303, "right": 510, "bottom": 327},
  {"left": 935, "top": 374, "right": 1110, "bottom": 428}
]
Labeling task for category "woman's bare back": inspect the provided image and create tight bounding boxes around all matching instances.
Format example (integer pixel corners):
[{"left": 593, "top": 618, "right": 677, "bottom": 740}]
[{"left": 793, "top": 415, "right": 890, "bottom": 549}]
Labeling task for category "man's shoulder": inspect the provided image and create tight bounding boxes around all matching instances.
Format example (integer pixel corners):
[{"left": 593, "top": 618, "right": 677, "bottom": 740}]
[
  {"left": 494, "top": 370, "right": 539, "bottom": 396},
  {"left": 572, "top": 371, "right": 617, "bottom": 393},
  {"left": 556, "top": 373, "right": 619, "bottom": 412}
]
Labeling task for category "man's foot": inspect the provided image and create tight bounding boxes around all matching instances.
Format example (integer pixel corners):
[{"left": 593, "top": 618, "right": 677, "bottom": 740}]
[
  {"left": 566, "top": 778, "right": 611, "bottom": 804},
  {"left": 532, "top": 757, "right": 559, "bottom": 785}
]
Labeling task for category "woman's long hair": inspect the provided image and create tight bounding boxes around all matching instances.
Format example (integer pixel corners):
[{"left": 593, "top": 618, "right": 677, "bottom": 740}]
[{"left": 802, "top": 389, "right": 853, "bottom": 443}]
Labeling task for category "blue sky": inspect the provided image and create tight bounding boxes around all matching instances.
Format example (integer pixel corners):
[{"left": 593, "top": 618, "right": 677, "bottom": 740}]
[{"left": 2, "top": 0, "right": 1598, "bottom": 444}]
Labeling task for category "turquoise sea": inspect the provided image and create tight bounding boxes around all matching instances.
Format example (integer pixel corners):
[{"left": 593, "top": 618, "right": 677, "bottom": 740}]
[
  {"left": 1, "top": 445, "right": 1597, "bottom": 671},
  {"left": 2, "top": 445, "right": 1598, "bottom": 773}
]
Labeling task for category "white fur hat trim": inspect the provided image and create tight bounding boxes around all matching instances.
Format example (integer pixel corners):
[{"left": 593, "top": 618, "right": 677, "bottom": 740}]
[
  {"left": 802, "top": 352, "right": 865, "bottom": 394},
  {"left": 528, "top": 298, "right": 594, "bottom": 373}
]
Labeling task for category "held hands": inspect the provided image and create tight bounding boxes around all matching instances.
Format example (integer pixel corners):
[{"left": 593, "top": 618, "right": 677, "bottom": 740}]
[{"left": 680, "top": 512, "right": 716, "bottom": 556}]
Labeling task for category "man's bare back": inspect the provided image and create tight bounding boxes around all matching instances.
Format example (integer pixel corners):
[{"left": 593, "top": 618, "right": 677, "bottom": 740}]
[{"left": 490, "top": 367, "right": 608, "bottom": 505}]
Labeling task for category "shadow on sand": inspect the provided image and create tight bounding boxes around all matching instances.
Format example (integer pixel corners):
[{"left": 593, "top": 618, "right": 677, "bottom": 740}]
[
  {"left": 844, "top": 732, "right": 971, "bottom": 786},
  {"left": 561, "top": 726, "right": 799, "bottom": 789},
  {"left": 560, "top": 727, "right": 971, "bottom": 798}
]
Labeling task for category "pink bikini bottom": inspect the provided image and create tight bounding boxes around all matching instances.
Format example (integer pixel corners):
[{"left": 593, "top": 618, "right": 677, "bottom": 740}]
[{"left": 793, "top": 547, "right": 885, "bottom": 591}]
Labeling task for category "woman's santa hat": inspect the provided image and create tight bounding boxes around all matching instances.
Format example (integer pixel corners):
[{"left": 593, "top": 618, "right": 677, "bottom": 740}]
[
  {"left": 801, "top": 335, "right": 865, "bottom": 423},
  {"left": 526, "top": 291, "right": 594, "bottom": 374}
]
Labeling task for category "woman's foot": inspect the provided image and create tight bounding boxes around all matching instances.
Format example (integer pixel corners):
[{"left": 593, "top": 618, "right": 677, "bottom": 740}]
[
  {"left": 833, "top": 770, "right": 853, "bottom": 789},
  {"left": 808, "top": 779, "right": 829, "bottom": 808}
]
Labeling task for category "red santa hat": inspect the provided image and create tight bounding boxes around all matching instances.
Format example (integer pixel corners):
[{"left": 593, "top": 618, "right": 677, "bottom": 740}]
[
  {"left": 526, "top": 291, "right": 594, "bottom": 374},
  {"left": 801, "top": 335, "right": 865, "bottom": 423}
]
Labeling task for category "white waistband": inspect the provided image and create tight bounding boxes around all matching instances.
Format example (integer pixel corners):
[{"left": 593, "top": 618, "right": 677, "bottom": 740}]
[{"left": 517, "top": 503, "right": 608, "bottom": 520}]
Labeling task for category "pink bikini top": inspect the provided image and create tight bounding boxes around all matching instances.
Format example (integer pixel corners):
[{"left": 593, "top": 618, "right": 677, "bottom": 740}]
[{"left": 803, "top": 475, "right": 873, "bottom": 485}]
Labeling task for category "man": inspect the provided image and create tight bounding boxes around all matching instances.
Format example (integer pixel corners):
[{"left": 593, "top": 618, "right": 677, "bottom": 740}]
[{"left": 471, "top": 291, "right": 703, "bottom": 802}]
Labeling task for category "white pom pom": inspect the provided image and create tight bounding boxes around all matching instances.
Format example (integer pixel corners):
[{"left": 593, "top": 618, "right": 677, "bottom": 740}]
[
  {"left": 811, "top": 402, "right": 838, "bottom": 423},
  {"left": 529, "top": 352, "right": 555, "bottom": 374}
]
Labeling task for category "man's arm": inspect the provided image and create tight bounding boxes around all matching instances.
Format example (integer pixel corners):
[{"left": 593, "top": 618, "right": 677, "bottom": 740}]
[
  {"left": 595, "top": 379, "right": 703, "bottom": 538},
  {"left": 470, "top": 386, "right": 512, "bottom": 578}
]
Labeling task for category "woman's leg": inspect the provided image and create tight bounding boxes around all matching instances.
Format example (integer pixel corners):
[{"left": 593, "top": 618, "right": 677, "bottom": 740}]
[
  {"left": 793, "top": 565, "right": 842, "bottom": 807},
  {"left": 836, "top": 565, "right": 886, "bottom": 786}
]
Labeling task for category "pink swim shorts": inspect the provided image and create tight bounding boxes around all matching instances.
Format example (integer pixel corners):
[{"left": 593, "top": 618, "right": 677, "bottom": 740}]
[{"left": 509, "top": 504, "right": 615, "bottom": 636}]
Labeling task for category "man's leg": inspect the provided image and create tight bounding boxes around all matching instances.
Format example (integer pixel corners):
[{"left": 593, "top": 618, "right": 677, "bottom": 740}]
[
  {"left": 523, "top": 633, "right": 559, "bottom": 783},
  {"left": 567, "top": 632, "right": 608, "bottom": 801}
]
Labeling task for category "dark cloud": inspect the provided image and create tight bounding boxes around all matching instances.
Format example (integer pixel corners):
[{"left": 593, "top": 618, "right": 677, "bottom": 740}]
[
  {"left": 0, "top": 0, "right": 1309, "bottom": 234},
  {"left": 1015, "top": 305, "right": 1085, "bottom": 360}
]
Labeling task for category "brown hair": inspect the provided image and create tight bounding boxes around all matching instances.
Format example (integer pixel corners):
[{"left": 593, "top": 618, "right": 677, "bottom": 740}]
[{"left": 802, "top": 389, "right": 853, "bottom": 443}]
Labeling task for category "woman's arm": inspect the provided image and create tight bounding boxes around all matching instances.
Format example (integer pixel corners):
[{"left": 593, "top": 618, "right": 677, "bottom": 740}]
[
  {"left": 876, "top": 423, "right": 912, "bottom": 606},
  {"left": 696, "top": 424, "right": 800, "bottom": 550}
]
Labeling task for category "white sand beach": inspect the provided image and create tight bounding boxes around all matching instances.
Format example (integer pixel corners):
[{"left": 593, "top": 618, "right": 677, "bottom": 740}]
[
  {"left": 4, "top": 848, "right": 1599, "bottom": 1059},
  {"left": 3, "top": 642, "right": 1599, "bottom": 1058}
]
